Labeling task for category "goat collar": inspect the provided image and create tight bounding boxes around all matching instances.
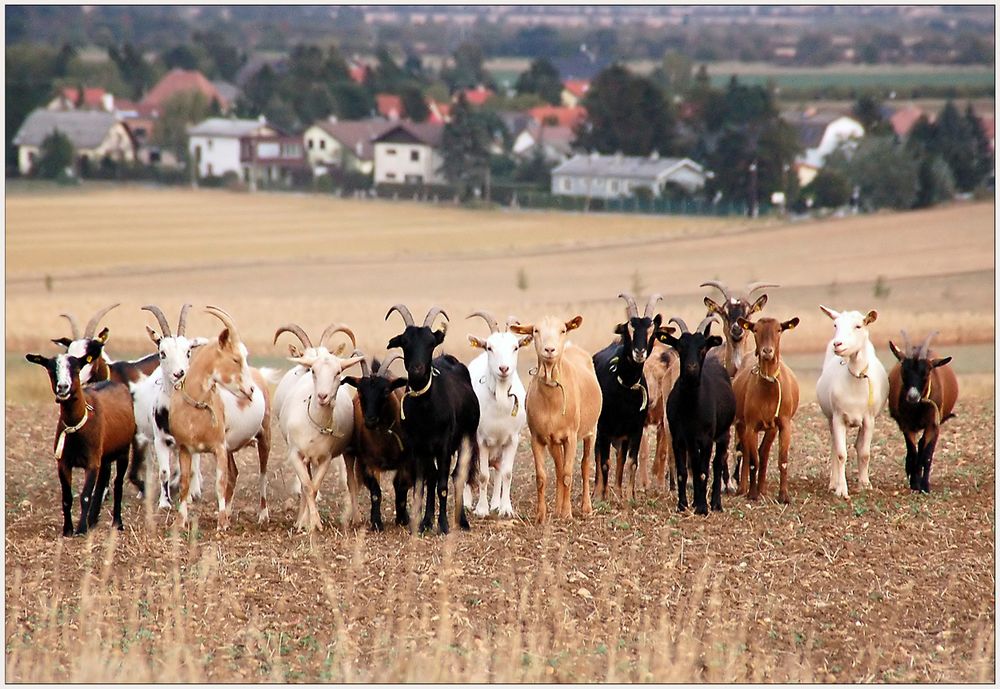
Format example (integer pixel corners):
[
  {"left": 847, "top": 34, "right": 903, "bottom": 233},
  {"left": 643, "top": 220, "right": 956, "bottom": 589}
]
[
  {"left": 306, "top": 395, "right": 345, "bottom": 437},
  {"left": 480, "top": 375, "right": 521, "bottom": 418},
  {"left": 752, "top": 365, "right": 782, "bottom": 420},
  {"left": 918, "top": 374, "right": 943, "bottom": 425},
  {"left": 178, "top": 378, "right": 219, "bottom": 427},
  {"left": 529, "top": 363, "right": 566, "bottom": 415},
  {"left": 841, "top": 360, "right": 874, "bottom": 410},
  {"left": 54, "top": 403, "right": 94, "bottom": 459},
  {"left": 616, "top": 375, "right": 647, "bottom": 411},
  {"left": 400, "top": 368, "right": 438, "bottom": 421}
]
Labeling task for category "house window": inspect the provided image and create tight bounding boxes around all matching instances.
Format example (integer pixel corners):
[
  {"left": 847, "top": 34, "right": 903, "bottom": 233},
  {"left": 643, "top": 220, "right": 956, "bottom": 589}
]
[
  {"left": 410, "top": 150, "right": 420, "bottom": 162},
  {"left": 386, "top": 148, "right": 397, "bottom": 155},
  {"left": 207, "top": 139, "right": 213, "bottom": 151},
  {"left": 405, "top": 174, "right": 423, "bottom": 184},
  {"left": 386, "top": 172, "right": 397, "bottom": 180},
  {"left": 610, "top": 180, "right": 619, "bottom": 193},
  {"left": 562, "top": 178, "right": 571, "bottom": 192},
  {"left": 320, "top": 140, "right": 326, "bottom": 150},
  {"left": 207, "top": 163, "right": 213, "bottom": 176},
  {"left": 194, "top": 146, "right": 202, "bottom": 164},
  {"left": 594, "top": 177, "right": 604, "bottom": 188},
  {"left": 308, "top": 139, "right": 314, "bottom": 150}
]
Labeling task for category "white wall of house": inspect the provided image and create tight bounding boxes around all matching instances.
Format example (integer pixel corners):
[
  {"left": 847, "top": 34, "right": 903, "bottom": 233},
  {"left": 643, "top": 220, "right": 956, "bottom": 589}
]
[
  {"left": 303, "top": 126, "right": 371, "bottom": 175},
  {"left": 803, "top": 116, "right": 864, "bottom": 168},
  {"left": 17, "top": 123, "right": 135, "bottom": 175},
  {"left": 374, "top": 142, "right": 443, "bottom": 185},
  {"left": 189, "top": 135, "right": 241, "bottom": 177},
  {"left": 552, "top": 169, "right": 704, "bottom": 199}
]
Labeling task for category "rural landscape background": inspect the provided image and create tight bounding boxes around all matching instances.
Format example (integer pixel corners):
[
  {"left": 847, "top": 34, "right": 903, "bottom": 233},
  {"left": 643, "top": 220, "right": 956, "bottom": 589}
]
[{"left": 5, "top": 4, "right": 996, "bottom": 684}]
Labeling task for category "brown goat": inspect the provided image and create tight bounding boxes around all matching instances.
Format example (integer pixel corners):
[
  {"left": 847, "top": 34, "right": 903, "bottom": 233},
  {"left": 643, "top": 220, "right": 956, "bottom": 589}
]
[
  {"left": 26, "top": 351, "right": 137, "bottom": 536},
  {"left": 637, "top": 339, "right": 679, "bottom": 492},
  {"left": 731, "top": 316, "right": 800, "bottom": 503},
  {"left": 888, "top": 331, "right": 959, "bottom": 492},
  {"left": 510, "top": 316, "right": 602, "bottom": 522}
]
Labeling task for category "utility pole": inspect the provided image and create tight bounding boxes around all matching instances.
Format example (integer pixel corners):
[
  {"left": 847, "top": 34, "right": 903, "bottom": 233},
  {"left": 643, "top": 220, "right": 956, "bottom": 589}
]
[{"left": 748, "top": 158, "right": 758, "bottom": 218}]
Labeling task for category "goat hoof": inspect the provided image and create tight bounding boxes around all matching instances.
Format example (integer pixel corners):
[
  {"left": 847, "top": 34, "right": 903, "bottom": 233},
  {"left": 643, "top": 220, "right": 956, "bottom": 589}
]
[
  {"left": 371, "top": 520, "right": 385, "bottom": 533},
  {"left": 711, "top": 501, "right": 723, "bottom": 512},
  {"left": 779, "top": 493, "right": 790, "bottom": 505},
  {"left": 257, "top": 509, "right": 269, "bottom": 524},
  {"left": 62, "top": 527, "right": 73, "bottom": 537},
  {"left": 474, "top": 505, "right": 489, "bottom": 518},
  {"left": 418, "top": 520, "right": 433, "bottom": 534}
]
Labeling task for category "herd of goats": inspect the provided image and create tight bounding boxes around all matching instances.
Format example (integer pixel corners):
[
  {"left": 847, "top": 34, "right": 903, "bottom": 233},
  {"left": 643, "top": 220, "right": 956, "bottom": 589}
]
[{"left": 25, "top": 281, "right": 959, "bottom": 538}]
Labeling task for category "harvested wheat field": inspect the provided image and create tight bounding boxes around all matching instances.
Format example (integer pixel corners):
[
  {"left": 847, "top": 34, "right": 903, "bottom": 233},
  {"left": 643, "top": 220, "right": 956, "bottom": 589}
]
[{"left": 5, "top": 186, "right": 995, "bottom": 682}]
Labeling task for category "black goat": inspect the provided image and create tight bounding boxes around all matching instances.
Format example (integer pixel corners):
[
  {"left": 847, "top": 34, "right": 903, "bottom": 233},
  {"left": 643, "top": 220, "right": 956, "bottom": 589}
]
[
  {"left": 386, "top": 304, "right": 481, "bottom": 534},
  {"left": 592, "top": 292, "right": 663, "bottom": 501},
  {"left": 656, "top": 315, "right": 736, "bottom": 515},
  {"left": 342, "top": 354, "right": 416, "bottom": 531}
]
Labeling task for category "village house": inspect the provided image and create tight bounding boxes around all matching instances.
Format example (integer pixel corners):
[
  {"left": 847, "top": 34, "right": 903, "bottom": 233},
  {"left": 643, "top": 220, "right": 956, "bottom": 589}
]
[
  {"left": 187, "top": 116, "right": 305, "bottom": 187},
  {"left": 13, "top": 109, "right": 136, "bottom": 175},
  {"left": 787, "top": 110, "right": 865, "bottom": 186},
  {"left": 372, "top": 121, "right": 445, "bottom": 186},
  {"left": 512, "top": 122, "right": 576, "bottom": 163},
  {"left": 551, "top": 152, "right": 707, "bottom": 199},
  {"left": 141, "top": 68, "right": 232, "bottom": 118},
  {"left": 302, "top": 118, "right": 395, "bottom": 176}
]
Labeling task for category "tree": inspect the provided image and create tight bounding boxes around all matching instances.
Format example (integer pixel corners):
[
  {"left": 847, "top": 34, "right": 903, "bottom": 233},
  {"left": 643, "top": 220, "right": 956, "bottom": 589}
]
[
  {"left": 914, "top": 155, "right": 956, "bottom": 208},
  {"left": 152, "top": 90, "right": 212, "bottom": 161},
  {"left": 966, "top": 103, "right": 994, "bottom": 188},
  {"left": 650, "top": 51, "right": 693, "bottom": 96},
  {"left": 828, "top": 137, "right": 919, "bottom": 211},
  {"left": 332, "top": 82, "right": 373, "bottom": 120},
  {"left": 108, "top": 42, "right": 154, "bottom": 100},
  {"left": 807, "top": 168, "right": 851, "bottom": 208},
  {"left": 439, "top": 94, "right": 492, "bottom": 200},
  {"left": 193, "top": 30, "right": 244, "bottom": 81},
  {"left": 795, "top": 33, "right": 838, "bottom": 66},
  {"left": 852, "top": 94, "right": 893, "bottom": 136},
  {"left": 399, "top": 85, "right": 430, "bottom": 123},
  {"left": 162, "top": 44, "right": 202, "bottom": 71},
  {"left": 36, "top": 130, "right": 75, "bottom": 179},
  {"left": 574, "top": 64, "right": 677, "bottom": 156},
  {"left": 442, "top": 42, "right": 493, "bottom": 92},
  {"left": 514, "top": 58, "right": 562, "bottom": 105}
]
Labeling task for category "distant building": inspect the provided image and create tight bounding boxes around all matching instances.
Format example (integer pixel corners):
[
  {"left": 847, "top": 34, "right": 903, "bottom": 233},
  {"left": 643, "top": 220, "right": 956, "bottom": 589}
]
[
  {"left": 458, "top": 85, "right": 494, "bottom": 107},
  {"left": 551, "top": 153, "right": 707, "bottom": 199},
  {"left": 787, "top": 111, "right": 864, "bottom": 186},
  {"left": 561, "top": 79, "right": 590, "bottom": 108},
  {"left": 141, "top": 69, "right": 231, "bottom": 118},
  {"left": 512, "top": 122, "right": 577, "bottom": 163},
  {"left": 187, "top": 116, "right": 305, "bottom": 187},
  {"left": 376, "top": 94, "right": 403, "bottom": 121},
  {"left": 372, "top": 122, "right": 445, "bottom": 186},
  {"left": 47, "top": 87, "right": 115, "bottom": 112},
  {"left": 527, "top": 105, "right": 587, "bottom": 129},
  {"left": 303, "top": 118, "right": 395, "bottom": 175},
  {"left": 13, "top": 109, "right": 136, "bottom": 175},
  {"left": 889, "top": 105, "right": 928, "bottom": 139}
]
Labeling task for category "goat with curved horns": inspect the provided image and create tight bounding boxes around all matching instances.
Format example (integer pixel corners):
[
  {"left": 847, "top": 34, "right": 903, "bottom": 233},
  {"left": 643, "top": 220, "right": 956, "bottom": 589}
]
[
  {"left": 55, "top": 303, "right": 160, "bottom": 386},
  {"left": 887, "top": 331, "right": 958, "bottom": 493},
  {"left": 464, "top": 310, "right": 531, "bottom": 518},
  {"left": 386, "top": 304, "right": 480, "bottom": 534},
  {"left": 592, "top": 293, "right": 662, "bottom": 502}
]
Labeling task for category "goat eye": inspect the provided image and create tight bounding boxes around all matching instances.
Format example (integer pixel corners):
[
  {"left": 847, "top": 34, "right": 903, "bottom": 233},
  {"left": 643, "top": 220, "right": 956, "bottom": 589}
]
[
  {"left": 855, "top": 325, "right": 861, "bottom": 330},
  {"left": 159, "top": 352, "right": 166, "bottom": 360},
  {"left": 187, "top": 350, "right": 192, "bottom": 358}
]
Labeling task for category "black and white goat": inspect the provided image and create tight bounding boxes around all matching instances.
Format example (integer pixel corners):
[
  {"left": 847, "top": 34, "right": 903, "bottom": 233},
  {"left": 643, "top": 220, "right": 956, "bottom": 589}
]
[
  {"left": 386, "top": 304, "right": 480, "bottom": 534},
  {"left": 592, "top": 293, "right": 662, "bottom": 502}
]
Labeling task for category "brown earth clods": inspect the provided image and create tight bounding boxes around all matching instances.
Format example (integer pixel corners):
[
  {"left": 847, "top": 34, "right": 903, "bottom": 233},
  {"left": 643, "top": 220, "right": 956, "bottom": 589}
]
[{"left": 4, "top": 395, "right": 994, "bottom": 683}]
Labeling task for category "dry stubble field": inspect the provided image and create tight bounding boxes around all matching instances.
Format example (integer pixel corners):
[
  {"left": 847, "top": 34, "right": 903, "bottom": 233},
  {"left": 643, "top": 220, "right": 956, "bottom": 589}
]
[{"left": 4, "top": 187, "right": 995, "bottom": 682}]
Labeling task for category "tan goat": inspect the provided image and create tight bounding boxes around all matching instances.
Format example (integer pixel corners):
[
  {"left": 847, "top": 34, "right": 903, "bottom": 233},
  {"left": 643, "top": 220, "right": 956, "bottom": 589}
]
[
  {"left": 510, "top": 316, "right": 602, "bottom": 522},
  {"left": 637, "top": 339, "right": 679, "bottom": 492},
  {"left": 731, "top": 316, "right": 800, "bottom": 503}
]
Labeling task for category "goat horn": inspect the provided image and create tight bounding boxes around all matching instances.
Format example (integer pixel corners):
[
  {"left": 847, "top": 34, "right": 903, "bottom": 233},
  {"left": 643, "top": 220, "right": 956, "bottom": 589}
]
[
  {"left": 352, "top": 350, "right": 370, "bottom": 377},
  {"left": 385, "top": 303, "right": 415, "bottom": 328},
  {"left": 141, "top": 305, "right": 172, "bottom": 338},
  {"left": 84, "top": 303, "right": 120, "bottom": 338},
  {"left": 697, "top": 314, "right": 720, "bottom": 335},
  {"left": 643, "top": 293, "right": 663, "bottom": 319},
  {"left": 618, "top": 293, "right": 639, "bottom": 320},
  {"left": 668, "top": 316, "right": 690, "bottom": 334},
  {"left": 505, "top": 315, "right": 520, "bottom": 332},
  {"left": 379, "top": 354, "right": 404, "bottom": 378},
  {"left": 899, "top": 329, "right": 913, "bottom": 356},
  {"left": 60, "top": 313, "right": 81, "bottom": 339},
  {"left": 744, "top": 282, "right": 780, "bottom": 299},
  {"left": 423, "top": 306, "right": 449, "bottom": 330},
  {"left": 177, "top": 303, "right": 192, "bottom": 337},
  {"left": 918, "top": 331, "right": 938, "bottom": 360},
  {"left": 273, "top": 324, "right": 313, "bottom": 350},
  {"left": 321, "top": 323, "right": 357, "bottom": 352},
  {"left": 700, "top": 280, "right": 731, "bottom": 301},
  {"left": 467, "top": 311, "right": 499, "bottom": 334},
  {"left": 204, "top": 306, "right": 240, "bottom": 341}
]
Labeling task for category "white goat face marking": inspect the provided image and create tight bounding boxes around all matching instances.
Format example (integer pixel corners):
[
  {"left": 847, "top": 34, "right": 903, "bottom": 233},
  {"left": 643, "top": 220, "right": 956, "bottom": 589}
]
[
  {"left": 487, "top": 332, "right": 520, "bottom": 381},
  {"left": 66, "top": 340, "right": 93, "bottom": 382},
  {"left": 830, "top": 311, "right": 869, "bottom": 358},
  {"left": 159, "top": 336, "right": 195, "bottom": 385},
  {"left": 310, "top": 356, "right": 342, "bottom": 406},
  {"left": 55, "top": 355, "right": 73, "bottom": 398}
]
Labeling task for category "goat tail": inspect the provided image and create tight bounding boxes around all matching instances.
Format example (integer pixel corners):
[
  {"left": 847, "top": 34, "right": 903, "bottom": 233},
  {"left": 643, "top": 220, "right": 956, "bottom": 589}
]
[{"left": 256, "top": 367, "right": 283, "bottom": 385}]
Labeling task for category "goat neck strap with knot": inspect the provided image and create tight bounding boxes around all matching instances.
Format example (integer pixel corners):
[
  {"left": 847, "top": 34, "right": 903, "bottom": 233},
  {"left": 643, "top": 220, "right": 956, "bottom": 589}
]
[
  {"left": 753, "top": 365, "right": 782, "bottom": 420},
  {"left": 306, "top": 395, "right": 345, "bottom": 437},
  {"left": 401, "top": 367, "right": 438, "bottom": 420},
  {"left": 529, "top": 364, "right": 567, "bottom": 416},
  {"left": 842, "top": 361, "right": 874, "bottom": 410},
  {"left": 54, "top": 404, "right": 94, "bottom": 459},
  {"left": 609, "top": 356, "right": 647, "bottom": 412},
  {"left": 481, "top": 375, "right": 521, "bottom": 418},
  {"left": 178, "top": 378, "right": 219, "bottom": 427},
  {"left": 920, "top": 375, "right": 943, "bottom": 425}
]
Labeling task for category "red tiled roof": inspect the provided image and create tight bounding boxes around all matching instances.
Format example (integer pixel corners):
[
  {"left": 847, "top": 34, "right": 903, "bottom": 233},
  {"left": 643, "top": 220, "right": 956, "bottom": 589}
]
[
  {"left": 460, "top": 86, "right": 494, "bottom": 106},
  {"left": 61, "top": 87, "right": 107, "bottom": 109},
  {"left": 427, "top": 100, "right": 451, "bottom": 124},
  {"left": 563, "top": 79, "right": 589, "bottom": 98},
  {"left": 349, "top": 63, "right": 368, "bottom": 85},
  {"left": 890, "top": 105, "right": 927, "bottom": 138},
  {"left": 527, "top": 105, "right": 586, "bottom": 128},
  {"left": 376, "top": 93, "right": 403, "bottom": 119},
  {"left": 141, "top": 69, "right": 227, "bottom": 111}
]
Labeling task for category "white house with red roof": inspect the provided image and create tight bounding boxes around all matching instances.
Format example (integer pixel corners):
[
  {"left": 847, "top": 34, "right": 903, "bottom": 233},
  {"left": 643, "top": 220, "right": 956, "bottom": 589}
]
[{"left": 561, "top": 79, "right": 590, "bottom": 107}]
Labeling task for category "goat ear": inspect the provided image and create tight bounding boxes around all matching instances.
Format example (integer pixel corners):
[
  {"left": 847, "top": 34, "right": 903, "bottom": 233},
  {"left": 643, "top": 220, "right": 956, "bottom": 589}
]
[
  {"left": 706, "top": 335, "right": 724, "bottom": 349},
  {"left": 652, "top": 314, "right": 663, "bottom": 329},
  {"left": 932, "top": 356, "right": 952, "bottom": 368},
  {"left": 50, "top": 337, "right": 73, "bottom": 349},
  {"left": 341, "top": 376, "right": 360, "bottom": 389},
  {"left": 468, "top": 335, "right": 487, "bottom": 349},
  {"left": 566, "top": 315, "right": 583, "bottom": 332},
  {"left": 819, "top": 305, "right": 839, "bottom": 321},
  {"left": 655, "top": 327, "right": 679, "bottom": 347},
  {"left": 25, "top": 353, "right": 50, "bottom": 367},
  {"left": 780, "top": 317, "right": 799, "bottom": 331},
  {"left": 613, "top": 322, "right": 627, "bottom": 336},
  {"left": 509, "top": 323, "right": 533, "bottom": 336},
  {"left": 146, "top": 325, "right": 162, "bottom": 346},
  {"left": 390, "top": 377, "right": 409, "bottom": 391},
  {"left": 288, "top": 343, "right": 302, "bottom": 358},
  {"left": 387, "top": 334, "right": 404, "bottom": 350},
  {"left": 751, "top": 294, "right": 768, "bottom": 314},
  {"left": 736, "top": 317, "right": 754, "bottom": 332},
  {"left": 287, "top": 355, "right": 315, "bottom": 368},
  {"left": 703, "top": 297, "right": 722, "bottom": 315},
  {"left": 863, "top": 310, "right": 878, "bottom": 326},
  {"left": 433, "top": 329, "right": 446, "bottom": 346},
  {"left": 218, "top": 327, "right": 232, "bottom": 349},
  {"left": 517, "top": 334, "right": 533, "bottom": 348},
  {"left": 95, "top": 327, "right": 110, "bottom": 344},
  {"left": 888, "top": 341, "right": 905, "bottom": 361}
]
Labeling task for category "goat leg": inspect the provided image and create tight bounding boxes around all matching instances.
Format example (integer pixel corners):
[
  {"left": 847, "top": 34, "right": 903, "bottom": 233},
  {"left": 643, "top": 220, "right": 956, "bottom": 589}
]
[
  {"left": 692, "top": 440, "right": 710, "bottom": 516},
  {"left": 393, "top": 472, "right": 411, "bottom": 527},
  {"left": 756, "top": 428, "right": 777, "bottom": 500},
  {"left": 76, "top": 467, "right": 100, "bottom": 535},
  {"left": 128, "top": 439, "right": 146, "bottom": 499},
  {"left": 710, "top": 432, "right": 727, "bottom": 512},
  {"left": 419, "top": 460, "right": 437, "bottom": 533},
  {"left": 112, "top": 450, "right": 128, "bottom": 530},
  {"left": 855, "top": 418, "right": 874, "bottom": 490},
  {"left": 530, "top": 437, "right": 548, "bottom": 524},
  {"left": 904, "top": 431, "right": 920, "bottom": 490},
  {"left": 777, "top": 420, "right": 792, "bottom": 504},
  {"left": 580, "top": 434, "right": 595, "bottom": 517},
  {"left": 918, "top": 427, "right": 939, "bottom": 493},
  {"left": 672, "top": 435, "right": 688, "bottom": 512},
  {"left": 58, "top": 464, "right": 74, "bottom": 537},
  {"left": 361, "top": 468, "right": 384, "bottom": 531},
  {"left": 436, "top": 458, "right": 451, "bottom": 535}
]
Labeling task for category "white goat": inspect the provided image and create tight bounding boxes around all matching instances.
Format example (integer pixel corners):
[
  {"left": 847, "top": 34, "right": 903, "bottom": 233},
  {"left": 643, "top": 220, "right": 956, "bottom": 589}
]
[
  {"left": 816, "top": 305, "right": 890, "bottom": 499},
  {"left": 463, "top": 311, "right": 531, "bottom": 518},
  {"left": 130, "top": 304, "right": 208, "bottom": 508},
  {"left": 274, "top": 323, "right": 364, "bottom": 532}
]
